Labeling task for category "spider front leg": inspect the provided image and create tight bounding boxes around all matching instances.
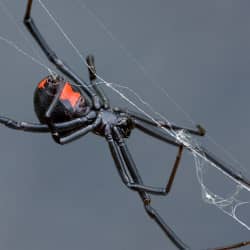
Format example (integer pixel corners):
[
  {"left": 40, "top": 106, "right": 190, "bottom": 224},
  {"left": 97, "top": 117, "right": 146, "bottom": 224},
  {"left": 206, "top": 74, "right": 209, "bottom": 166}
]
[
  {"left": 23, "top": 0, "right": 101, "bottom": 109},
  {"left": 46, "top": 111, "right": 102, "bottom": 145},
  {"left": 53, "top": 118, "right": 101, "bottom": 145},
  {"left": 86, "top": 55, "right": 110, "bottom": 109},
  {"left": 0, "top": 113, "right": 98, "bottom": 133},
  {"left": 117, "top": 108, "right": 206, "bottom": 136}
]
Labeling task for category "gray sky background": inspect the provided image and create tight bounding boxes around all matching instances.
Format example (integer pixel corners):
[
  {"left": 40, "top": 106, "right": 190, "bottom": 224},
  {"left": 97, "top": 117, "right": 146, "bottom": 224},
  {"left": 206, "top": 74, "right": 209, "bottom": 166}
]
[{"left": 0, "top": 1, "right": 249, "bottom": 250}]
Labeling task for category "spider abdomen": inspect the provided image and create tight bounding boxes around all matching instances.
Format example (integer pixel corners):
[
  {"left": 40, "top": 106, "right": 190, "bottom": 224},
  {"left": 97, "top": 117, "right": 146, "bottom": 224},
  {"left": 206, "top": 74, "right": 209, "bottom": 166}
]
[{"left": 34, "top": 75, "right": 89, "bottom": 124}]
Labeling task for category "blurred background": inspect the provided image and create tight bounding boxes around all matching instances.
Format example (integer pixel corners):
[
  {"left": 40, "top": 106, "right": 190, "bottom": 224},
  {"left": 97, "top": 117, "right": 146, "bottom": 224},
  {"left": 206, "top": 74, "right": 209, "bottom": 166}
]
[{"left": 0, "top": 1, "right": 249, "bottom": 249}]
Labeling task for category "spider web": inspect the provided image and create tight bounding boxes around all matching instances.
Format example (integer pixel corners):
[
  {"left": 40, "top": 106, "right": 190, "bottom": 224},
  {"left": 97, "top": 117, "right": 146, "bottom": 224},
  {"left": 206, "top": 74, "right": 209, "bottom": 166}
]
[
  {"left": 100, "top": 80, "right": 250, "bottom": 230},
  {"left": 0, "top": 0, "right": 249, "bottom": 233}
]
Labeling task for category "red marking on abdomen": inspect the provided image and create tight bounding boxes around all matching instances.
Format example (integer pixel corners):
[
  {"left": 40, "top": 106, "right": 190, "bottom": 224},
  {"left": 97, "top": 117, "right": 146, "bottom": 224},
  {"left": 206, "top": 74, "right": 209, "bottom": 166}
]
[
  {"left": 38, "top": 78, "right": 47, "bottom": 89},
  {"left": 60, "top": 82, "right": 81, "bottom": 108}
]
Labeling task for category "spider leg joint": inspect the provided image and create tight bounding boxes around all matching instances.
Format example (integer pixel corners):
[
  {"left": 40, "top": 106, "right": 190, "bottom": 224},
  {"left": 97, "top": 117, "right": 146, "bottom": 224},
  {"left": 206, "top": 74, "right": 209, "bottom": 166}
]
[{"left": 196, "top": 124, "right": 206, "bottom": 136}]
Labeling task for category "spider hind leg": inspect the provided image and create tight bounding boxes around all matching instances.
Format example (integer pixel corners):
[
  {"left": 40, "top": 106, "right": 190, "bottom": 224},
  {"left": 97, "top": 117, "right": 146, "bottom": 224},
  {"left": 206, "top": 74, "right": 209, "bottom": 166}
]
[{"left": 105, "top": 125, "right": 189, "bottom": 250}]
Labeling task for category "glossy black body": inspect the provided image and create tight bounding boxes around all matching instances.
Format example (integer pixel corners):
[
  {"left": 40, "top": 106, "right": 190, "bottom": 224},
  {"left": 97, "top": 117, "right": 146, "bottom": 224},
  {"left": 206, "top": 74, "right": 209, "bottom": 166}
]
[
  {"left": 0, "top": 1, "right": 249, "bottom": 250},
  {"left": 34, "top": 75, "right": 90, "bottom": 124}
]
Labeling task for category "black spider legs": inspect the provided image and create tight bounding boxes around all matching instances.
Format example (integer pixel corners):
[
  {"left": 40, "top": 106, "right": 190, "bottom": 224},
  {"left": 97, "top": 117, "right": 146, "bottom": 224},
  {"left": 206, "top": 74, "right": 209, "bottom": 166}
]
[
  {"left": 127, "top": 145, "right": 184, "bottom": 195},
  {"left": 105, "top": 126, "right": 189, "bottom": 250},
  {"left": 112, "top": 125, "right": 184, "bottom": 195},
  {"left": 107, "top": 126, "right": 250, "bottom": 250},
  {"left": 132, "top": 114, "right": 250, "bottom": 190},
  {"left": 199, "top": 147, "right": 250, "bottom": 189},
  {"left": 117, "top": 108, "right": 206, "bottom": 137},
  {"left": 132, "top": 117, "right": 250, "bottom": 204},
  {"left": 0, "top": 112, "right": 97, "bottom": 133},
  {"left": 131, "top": 113, "right": 250, "bottom": 189},
  {"left": 86, "top": 55, "right": 110, "bottom": 109},
  {"left": 24, "top": 0, "right": 101, "bottom": 109},
  {"left": 133, "top": 118, "right": 181, "bottom": 147},
  {"left": 128, "top": 120, "right": 250, "bottom": 250},
  {"left": 43, "top": 80, "right": 67, "bottom": 141},
  {"left": 105, "top": 126, "right": 134, "bottom": 188},
  {"left": 53, "top": 115, "right": 101, "bottom": 144}
]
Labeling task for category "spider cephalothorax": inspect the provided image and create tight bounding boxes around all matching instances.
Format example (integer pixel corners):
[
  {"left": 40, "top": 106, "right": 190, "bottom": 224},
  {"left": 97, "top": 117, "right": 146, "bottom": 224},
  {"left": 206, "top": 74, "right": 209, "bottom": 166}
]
[
  {"left": 34, "top": 75, "right": 90, "bottom": 123},
  {"left": 92, "top": 110, "right": 134, "bottom": 138}
]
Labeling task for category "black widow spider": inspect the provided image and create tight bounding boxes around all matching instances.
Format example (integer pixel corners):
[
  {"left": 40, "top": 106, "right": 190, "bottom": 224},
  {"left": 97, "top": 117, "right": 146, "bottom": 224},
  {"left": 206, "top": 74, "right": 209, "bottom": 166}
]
[{"left": 0, "top": 1, "right": 249, "bottom": 249}]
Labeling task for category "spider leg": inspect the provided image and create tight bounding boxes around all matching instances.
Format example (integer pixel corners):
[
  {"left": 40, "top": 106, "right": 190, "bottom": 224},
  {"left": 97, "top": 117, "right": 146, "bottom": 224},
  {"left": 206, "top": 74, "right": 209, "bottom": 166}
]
[
  {"left": 105, "top": 127, "right": 134, "bottom": 185},
  {"left": 55, "top": 115, "right": 101, "bottom": 144},
  {"left": 105, "top": 126, "right": 150, "bottom": 202},
  {"left": 131, "top": 117, "right": 250, "bottom": 195},
  {"left": 43, "top": 80, "right": 68, "bottom": 140},
  {"left": 110, "top": 127, "right": 250, "bottom": 250},
  {"left": 133, "top": 118, "right": 180, "bottom": 146},
  {"left": 129, "top": 121, "right": 250, "bottom": 250},
  {"left": 208, "top": 241, "right": 250, "bottom": 250},
  {"left": 23, "top": 0, "right": 101, "bottom": 109},
  {"left": 0, "top": 116, "right": 49, "bottom": 132},
  {"left": 111, "top": 125, "right": 183, "bottom": 195},
  {"left": 199, "top": 147, "right": 250, "bottom": 188},
  {"left": 0, "top": 111, "right": 97, "bottom": 133},
  {"left": 105, "top": 126, "right": 189, "bottom": 250},
  {"left": 133, "top": 116, "right": 250, "bottom": 189},
  {"left": 117, "top": 108, "right": 205, "bottom": 136},
  {"left": 86, "top": 55, "right": 110, "bottom": 109},
  {"left": 129, "top": 145, "right": 183, "bottom": 195}
]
